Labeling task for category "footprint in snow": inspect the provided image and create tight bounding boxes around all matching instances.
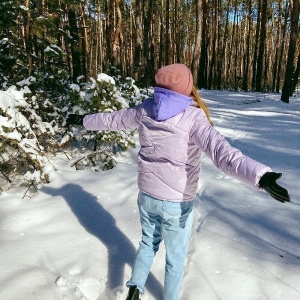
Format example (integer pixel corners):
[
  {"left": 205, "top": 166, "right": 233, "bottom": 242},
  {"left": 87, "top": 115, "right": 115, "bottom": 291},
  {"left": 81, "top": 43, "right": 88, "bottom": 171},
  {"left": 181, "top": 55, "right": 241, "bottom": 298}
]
[{"left": 55, "top": 274, "right": 105, "bottom": 300}]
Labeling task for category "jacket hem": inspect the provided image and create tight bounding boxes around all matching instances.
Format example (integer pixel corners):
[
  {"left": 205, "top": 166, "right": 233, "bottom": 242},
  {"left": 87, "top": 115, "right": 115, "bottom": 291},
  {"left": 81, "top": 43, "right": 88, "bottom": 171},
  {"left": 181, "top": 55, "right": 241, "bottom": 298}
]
[{"left": 139, "top": 189, "right": 194, "bottom": 202}]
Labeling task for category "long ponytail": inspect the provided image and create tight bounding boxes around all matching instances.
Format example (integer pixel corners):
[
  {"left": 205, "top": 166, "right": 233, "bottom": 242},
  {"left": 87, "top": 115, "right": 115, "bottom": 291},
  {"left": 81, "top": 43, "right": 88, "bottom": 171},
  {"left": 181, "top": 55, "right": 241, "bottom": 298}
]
[{"left": 191, "top": 86, "right": 214, "bottom": 126}]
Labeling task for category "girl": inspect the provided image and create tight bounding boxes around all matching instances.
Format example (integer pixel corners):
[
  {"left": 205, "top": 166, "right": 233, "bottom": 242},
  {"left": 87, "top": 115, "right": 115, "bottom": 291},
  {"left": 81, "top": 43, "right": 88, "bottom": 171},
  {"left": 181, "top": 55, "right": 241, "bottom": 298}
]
[{"left": 66, "top": 64, "right": 290, "bottom": 300}]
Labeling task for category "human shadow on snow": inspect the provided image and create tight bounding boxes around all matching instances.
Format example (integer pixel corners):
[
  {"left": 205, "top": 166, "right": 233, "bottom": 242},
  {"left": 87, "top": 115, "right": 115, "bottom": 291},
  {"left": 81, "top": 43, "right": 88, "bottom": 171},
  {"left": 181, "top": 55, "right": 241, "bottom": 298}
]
[{"left": 42, "top": 184, "right": 163, "bottom": 299}]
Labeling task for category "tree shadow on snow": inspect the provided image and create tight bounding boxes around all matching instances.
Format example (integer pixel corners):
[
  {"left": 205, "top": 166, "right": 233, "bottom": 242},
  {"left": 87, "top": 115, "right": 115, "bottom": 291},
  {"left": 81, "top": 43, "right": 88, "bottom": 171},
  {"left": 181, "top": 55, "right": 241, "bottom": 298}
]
[
  {"left": 195, "top": 188, "right": 300, "bottom": 261},
  {"left": 42, "top": 184, "right": 163, "bottom": 299}
]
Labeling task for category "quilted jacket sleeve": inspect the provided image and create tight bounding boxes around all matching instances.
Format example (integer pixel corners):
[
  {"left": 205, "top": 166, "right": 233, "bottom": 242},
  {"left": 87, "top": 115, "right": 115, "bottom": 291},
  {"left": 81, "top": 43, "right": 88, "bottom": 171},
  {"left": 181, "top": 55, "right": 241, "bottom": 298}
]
[
  {"left": 83, "top": 106, "right": 141, "bottom": 131},
  {"left": 190, "top": 111, "right": 271, "bottom": 188}
]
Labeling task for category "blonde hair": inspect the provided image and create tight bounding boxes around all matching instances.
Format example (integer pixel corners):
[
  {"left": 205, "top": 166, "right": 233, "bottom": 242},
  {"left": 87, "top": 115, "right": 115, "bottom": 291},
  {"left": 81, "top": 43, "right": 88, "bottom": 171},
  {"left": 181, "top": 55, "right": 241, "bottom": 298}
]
[{"left": 191, "top": 86, "right": 214, "bottom": 126}]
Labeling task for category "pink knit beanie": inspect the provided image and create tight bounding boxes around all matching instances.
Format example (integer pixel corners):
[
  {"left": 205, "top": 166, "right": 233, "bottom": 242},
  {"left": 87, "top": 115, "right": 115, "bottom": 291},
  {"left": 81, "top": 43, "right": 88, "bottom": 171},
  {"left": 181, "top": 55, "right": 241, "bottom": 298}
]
[{"left": 155, "top": 63, "right": 193, "bottom": 96}]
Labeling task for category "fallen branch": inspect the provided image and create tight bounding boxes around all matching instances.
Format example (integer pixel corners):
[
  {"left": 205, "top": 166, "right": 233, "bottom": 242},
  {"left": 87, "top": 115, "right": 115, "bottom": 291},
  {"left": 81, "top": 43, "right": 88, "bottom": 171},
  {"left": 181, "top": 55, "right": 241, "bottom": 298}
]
[{"left": 22, "top": 181, "right": 38, "bottom": 199}]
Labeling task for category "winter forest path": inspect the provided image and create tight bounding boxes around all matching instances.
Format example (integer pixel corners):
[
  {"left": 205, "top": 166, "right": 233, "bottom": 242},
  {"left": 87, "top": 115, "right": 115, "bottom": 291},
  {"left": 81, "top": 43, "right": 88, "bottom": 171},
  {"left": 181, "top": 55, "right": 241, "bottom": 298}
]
[{"left": 0, "top": 90, "right": 299, "bottom": 300}]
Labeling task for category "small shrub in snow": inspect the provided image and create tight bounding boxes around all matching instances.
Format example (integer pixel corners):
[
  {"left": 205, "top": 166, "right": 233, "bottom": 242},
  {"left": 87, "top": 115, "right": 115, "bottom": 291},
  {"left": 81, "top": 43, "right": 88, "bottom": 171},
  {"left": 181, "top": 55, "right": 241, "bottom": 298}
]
[
  {"left": 63, "top": 73, "right": 138, "bottom": 171},
  {"left": 109, "top": 66, "right": 142, "bottom": 107},
  {"left": 0, "top": 86, "right": 58, "bottom": 190},
  {"left": 293, "top": 84, "right": 300, "bottom": 97},
  {"left": 0, "top": 70, "right": 144, "bottom": 191}
]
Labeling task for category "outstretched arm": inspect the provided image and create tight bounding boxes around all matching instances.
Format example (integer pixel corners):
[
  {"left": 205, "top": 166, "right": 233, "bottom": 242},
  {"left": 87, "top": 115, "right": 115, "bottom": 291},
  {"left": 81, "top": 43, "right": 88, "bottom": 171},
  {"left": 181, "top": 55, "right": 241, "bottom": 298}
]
[
  {"left": 66, "top": 106, "right": 141, "bottom": 131},
  {"left": 190, "top": 112, "right": 290, "bottom": 202}
]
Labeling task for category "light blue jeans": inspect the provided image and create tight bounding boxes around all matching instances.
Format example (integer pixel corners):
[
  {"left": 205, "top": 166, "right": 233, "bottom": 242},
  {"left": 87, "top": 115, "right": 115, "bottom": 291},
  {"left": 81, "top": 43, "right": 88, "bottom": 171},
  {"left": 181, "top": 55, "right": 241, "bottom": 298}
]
[{"left": 127, "top": 192, "right": 194, "bottom": 300}]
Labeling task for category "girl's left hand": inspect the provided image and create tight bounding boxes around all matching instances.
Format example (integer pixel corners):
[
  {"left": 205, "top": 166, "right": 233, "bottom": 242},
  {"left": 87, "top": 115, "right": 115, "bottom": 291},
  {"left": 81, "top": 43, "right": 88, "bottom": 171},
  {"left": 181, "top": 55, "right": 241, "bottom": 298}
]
[{"left": 259, "top": 172, "right": 291, "bottom": 203}]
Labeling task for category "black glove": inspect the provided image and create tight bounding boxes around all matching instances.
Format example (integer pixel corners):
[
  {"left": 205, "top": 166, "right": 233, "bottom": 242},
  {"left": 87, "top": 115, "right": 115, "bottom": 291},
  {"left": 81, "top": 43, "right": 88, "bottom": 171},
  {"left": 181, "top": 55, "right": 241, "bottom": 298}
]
[
  {"left": 259, "top": 172, "right": 291, "bottom": 203},
  {"left": 66, "top": 114, "right": 84, "bottom": 125}
]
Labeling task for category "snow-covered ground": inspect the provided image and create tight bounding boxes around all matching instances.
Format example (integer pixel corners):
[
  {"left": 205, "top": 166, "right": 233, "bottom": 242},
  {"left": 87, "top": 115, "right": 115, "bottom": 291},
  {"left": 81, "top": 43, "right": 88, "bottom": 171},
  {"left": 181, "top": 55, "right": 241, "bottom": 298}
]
[{"left": 0, "top": 90, "right": 299, "bottom": 300}]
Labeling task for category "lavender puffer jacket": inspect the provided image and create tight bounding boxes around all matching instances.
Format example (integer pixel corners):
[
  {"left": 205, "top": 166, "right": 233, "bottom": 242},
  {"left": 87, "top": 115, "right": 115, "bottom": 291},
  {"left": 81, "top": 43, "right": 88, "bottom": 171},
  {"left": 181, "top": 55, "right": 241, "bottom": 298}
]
[{"left": 83, "top": 88, "right": 271, "bottom": 201}]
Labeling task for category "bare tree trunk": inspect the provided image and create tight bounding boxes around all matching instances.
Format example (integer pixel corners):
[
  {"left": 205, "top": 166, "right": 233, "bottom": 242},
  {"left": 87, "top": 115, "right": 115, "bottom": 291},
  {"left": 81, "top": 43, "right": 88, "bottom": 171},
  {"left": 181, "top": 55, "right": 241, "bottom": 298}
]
[
  {"left": 165, "top": 0, "right": 171, "bottom": 65},
  {"left": 281, "top": 0, "right": 300, "bottom": 102},
  {"left": 92, "top": 1, "right": 102, "bottom": 76},
  {"left": 80, "top": 3, "right": 88, "bottom": 79},
  {"left": 276, "top": 1, "right": 289, "bottom": 93},
  {"left": 227, "top": 1, "right": 238, "bottom": 88},
  {"left": 198, "top": 0, "right": 208, "bottom": 88},
  {"left": 191, "top": 0, "right": 202, "bottom": 86},
  {"left": 243, "top": 0, "right": 252, "bottom": 91},
  {"left": 24, "top": 0, "right": 33, "bottom": 76},
  {"left": 159, "top": 1, "right": 164, "bottom": 67},
  {"left": 115, "top": 0, "right": 123, "bottom": 68},
  {"left": 208, "top": 0, "right": 218, "bottom": 89},
  {"left": 67, "top": 6, "right": 82, "bottom": 81},
  {"left": 60, "top": 8, "right": 72, "bottom": 78},
  {"left": 143, "top": 0, "right": 154, "bottom": 85},
  {"left": 107, "top": 0, "right": 122, "bottom": 68},
  {"left": 217, "top": 0, "right": 230, "bottom": 89},
  {"left": 252, "top": 0, "right": 261, "bottom": 90},
  {"left": 174, "top": 0, "right": 180, "bottom": 62},
  {"left": 133, "top": 0, "right": 143, "bottom": 80},
  {"left": 272, "top": 0, "right": 282, "bottom": 92},
  {"left": 256, "top": 0, "right": 268, "bottom": 91}
]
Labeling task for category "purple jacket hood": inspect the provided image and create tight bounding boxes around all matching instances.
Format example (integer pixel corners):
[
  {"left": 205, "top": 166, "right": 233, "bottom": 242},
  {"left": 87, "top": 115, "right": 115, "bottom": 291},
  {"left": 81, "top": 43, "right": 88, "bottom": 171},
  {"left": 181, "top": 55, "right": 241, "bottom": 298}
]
[{"left": 153, "top": 87, "right": 193, "bottom": 121}]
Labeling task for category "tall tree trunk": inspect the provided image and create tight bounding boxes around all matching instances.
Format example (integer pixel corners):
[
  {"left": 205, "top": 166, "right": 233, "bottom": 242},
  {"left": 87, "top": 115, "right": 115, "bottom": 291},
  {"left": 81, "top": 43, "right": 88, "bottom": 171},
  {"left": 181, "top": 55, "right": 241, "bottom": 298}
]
[
  {"left": 133, "top": 0, "right": 143, "bottom": 80},
  {"left": 67, "top": 6, "right": 82, "bottom": 81},
  {"left": 217, "top": 0, "right": 230, "bottom": 89},
  {"left": 165, "top": 0, "right": 171, "bottom": 65},
  {"left": 272, "top": 0, "right": 282, "bottom": 92},
  {"left": 276, "top": 1, "right": 289, "bottom": 93},
  {"left": 255, "top": 0, "right": 268, "bottom": 91},
  {"left": 24, "top": 0, "right": 33, "bottom": 76},
  {"left": 214, "top": 0, "right": 222, "bottom": 89},
  {"left": 115, "top": 0, "right": 122, "bottom": 68},
  {"left": 191, "top": 0, "right": 202, "bottom": 86},
  {"left": 252, "top": 0, "right": 262, "bottom": 90},
  {"left": 80, "top": 3, "right": 88, "bottom": 79},
  {"left": 143, "top": 0, "right": 154, "bottom": 85},
  {"left": 107, "top": 0, "right": 122, "bottom": 68},
  {"left": 281, "top": 0, "right": 300, "bottom": 102},
  {"left": 208, "top": 0, "right": 218, "bottom": 89},
  {"left": 93, "top": 1, "right": 103, "bottom": 76},
  {"left": 243, "top": 0, "right": 252, "bottom": 91},
  {"left": 227, "top": 1, "right": 238, "bottom": 88},
  {"left": 198, "top": 0, "right": 208, "bottom": 88},
  {"left": 174, "top": 0, "right": 180, "bottom": 62},
  {"left": 159, "top": 1, "right": 164, "bottom": 67}
]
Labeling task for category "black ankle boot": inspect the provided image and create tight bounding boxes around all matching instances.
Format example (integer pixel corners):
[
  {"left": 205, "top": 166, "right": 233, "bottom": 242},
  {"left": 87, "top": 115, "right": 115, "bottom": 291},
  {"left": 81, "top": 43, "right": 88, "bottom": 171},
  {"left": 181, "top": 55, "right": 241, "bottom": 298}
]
[{"left": 125, "top": 285, "right": 140, "bottom": 300}]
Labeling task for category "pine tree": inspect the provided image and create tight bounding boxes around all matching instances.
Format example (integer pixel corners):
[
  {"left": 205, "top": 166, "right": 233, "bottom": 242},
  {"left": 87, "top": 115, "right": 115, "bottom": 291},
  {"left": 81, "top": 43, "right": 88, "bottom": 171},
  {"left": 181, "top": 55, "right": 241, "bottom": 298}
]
[{"left": 63, "top": 72, "right": 137, "bottom": 171}]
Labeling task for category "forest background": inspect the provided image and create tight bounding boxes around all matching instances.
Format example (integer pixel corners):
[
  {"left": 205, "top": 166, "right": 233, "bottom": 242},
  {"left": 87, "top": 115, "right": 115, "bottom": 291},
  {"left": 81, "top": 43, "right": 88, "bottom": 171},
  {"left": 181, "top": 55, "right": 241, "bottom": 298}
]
[
  {"left": 1, "top": 0, "right": 300, "bottom": 99},
  {"left": 0, "top": 0, "right": 299, "bottom": 192}
]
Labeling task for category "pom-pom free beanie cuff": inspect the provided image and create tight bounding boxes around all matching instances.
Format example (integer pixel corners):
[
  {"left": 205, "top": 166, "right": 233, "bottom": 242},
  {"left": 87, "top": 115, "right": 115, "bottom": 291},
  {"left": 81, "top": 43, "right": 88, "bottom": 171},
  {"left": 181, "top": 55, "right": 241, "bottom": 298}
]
[{"left": 155, "top": 63, "right": 193, "bottom": 96}]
